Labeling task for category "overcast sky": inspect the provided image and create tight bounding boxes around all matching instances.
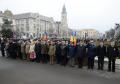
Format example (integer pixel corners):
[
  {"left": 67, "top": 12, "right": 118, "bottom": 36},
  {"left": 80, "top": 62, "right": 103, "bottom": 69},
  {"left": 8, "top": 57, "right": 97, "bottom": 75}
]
[{"left": 1, "top": 0, "right": 120, "bottom": 33}]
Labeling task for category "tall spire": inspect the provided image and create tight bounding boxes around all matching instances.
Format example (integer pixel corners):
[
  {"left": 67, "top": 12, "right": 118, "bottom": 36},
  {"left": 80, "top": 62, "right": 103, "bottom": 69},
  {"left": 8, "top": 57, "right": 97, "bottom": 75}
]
[{"left": 62, "top": 4, "right": 67, "bottom": 14}]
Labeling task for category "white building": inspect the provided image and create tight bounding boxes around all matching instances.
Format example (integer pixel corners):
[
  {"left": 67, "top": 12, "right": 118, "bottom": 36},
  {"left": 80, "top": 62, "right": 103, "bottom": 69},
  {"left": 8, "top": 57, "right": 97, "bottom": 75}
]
[
  {"left": 14, "top": 4, "right": 69, "bottom": 39},
  {"left": 14, "top": 13, "right": 55, "bottom": 39},
  {"left": 78, "top": 29, "right": 101, "bottom": 39},
  {"left": 0, "top": 4, "right": 69, "bottom": 39},
  {"left": 0, "top": 11, "right": 4, "bottom": 31}
]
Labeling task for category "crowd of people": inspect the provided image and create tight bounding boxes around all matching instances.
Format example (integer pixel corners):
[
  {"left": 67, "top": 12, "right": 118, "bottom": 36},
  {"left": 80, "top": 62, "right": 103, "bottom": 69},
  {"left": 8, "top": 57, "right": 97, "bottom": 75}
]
[{"left": 0, "top": 38, "right": 119, "bottom": 72}]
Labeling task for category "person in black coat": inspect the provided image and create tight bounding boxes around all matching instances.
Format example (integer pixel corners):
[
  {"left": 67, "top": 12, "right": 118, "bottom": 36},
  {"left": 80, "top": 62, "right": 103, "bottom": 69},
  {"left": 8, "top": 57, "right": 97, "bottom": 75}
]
[
  {"left": 17, "top": 41, "right": 22, "bottom": 59},
  {"left": 76, "top": 41, "right": 86, "bottom": 68},
  {"left": 35, "top": 40, "right": 41, "bottom": 63},
  {"left": 86, "top": 40, "right": 96, "bottom": 69},
  {"left": 68, "top": 42, "right": 76, "bottom": 67},
  {"left": 107, "top": 41, "right": 119, "bottom": 72},
  {"left": 97, "top": 41, "right": 106, "bottom": 70},
  {"left": 1, "top": 41, "right": 6, "bottom": 57},
  {"left": 61, "top": 41, "right": 68, "bottom": 66},
  {"left": 55, "top": 41, "right": 61, "bottom": 64}
]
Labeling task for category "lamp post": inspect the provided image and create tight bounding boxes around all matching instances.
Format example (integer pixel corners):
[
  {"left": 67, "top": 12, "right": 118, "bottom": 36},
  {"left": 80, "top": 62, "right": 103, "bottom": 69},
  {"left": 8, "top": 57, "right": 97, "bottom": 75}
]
[{"left": 85, "top": 32, "right": 88, "bottom": 40}]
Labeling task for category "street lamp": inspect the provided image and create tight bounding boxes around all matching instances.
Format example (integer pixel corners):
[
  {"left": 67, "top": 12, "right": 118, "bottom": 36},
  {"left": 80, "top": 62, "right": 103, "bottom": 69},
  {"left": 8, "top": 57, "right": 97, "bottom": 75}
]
[{"left": 85, "top": 32, "right": 88, "bottom": 40}]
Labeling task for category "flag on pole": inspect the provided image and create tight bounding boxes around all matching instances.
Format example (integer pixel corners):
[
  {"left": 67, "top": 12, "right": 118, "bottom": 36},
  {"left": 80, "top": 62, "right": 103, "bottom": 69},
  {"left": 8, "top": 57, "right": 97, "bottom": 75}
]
[
  {"left": 42, "top": 32, "right": 48, "bottom": 41},
  {"left": 70, "top": 31, "right": 77, "bottom": 46},
  {"left": 73, "top": 36, "right": 77, "bottom": 46},
  {"left": 70, "top": 36, "right": 74, "bottom": 42}
]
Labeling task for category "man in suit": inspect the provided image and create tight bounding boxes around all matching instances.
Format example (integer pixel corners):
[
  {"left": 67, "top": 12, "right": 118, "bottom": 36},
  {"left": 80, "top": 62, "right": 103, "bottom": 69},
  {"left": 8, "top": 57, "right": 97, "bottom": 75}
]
[
  {"left": 107, "top": 41, "right": 119, "bottom": 72},
  {"left": 97, "top": 41, "right": 106, "bottom": 70},
  {"left": 76, "top": 41, "right": 86, "bottom": 68},
  {"left": 87, "top": 40, "right": 96, "bottom": 69}
]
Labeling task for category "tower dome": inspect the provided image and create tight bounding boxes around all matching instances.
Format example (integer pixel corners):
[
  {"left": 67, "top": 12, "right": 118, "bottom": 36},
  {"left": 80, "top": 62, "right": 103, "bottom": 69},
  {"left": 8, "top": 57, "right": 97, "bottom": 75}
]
[{"left": 4, "top": 9, "right": 13, "bottom": 17}]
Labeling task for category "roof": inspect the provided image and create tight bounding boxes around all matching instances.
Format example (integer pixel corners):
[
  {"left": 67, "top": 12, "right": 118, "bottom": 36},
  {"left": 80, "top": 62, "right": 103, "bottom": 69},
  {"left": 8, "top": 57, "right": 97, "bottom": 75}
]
[
  {"left": 14, "top": 13, "right": 53, "bottom": 22},
  {"left": 14, "top": 13, "right": 36, "bottom": 19}
]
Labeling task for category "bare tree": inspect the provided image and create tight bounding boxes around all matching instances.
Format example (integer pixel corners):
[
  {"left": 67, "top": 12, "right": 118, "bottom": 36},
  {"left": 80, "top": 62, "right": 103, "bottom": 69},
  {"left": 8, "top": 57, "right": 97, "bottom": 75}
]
[
  {"left": 105, "top": 28, "right": 115, "bottom": 39},
  {"left": 114, "top": 24, "right": 120, "bottom": 40}
]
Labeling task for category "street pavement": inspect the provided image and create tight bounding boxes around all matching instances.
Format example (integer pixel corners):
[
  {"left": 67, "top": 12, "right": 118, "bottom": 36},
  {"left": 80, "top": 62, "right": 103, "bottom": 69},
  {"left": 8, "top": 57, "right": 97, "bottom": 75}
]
[{"left": 0, "top": 56, "right": 120, "bottom": 84}]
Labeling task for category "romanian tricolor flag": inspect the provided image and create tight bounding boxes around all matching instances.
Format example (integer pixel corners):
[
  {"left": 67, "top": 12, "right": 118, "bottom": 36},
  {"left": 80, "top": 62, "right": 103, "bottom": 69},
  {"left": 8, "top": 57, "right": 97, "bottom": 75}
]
[
  {"left": 70, "top": 36, "right": 74, "bottom": 42},
  {"left": 42, "top": 32, "right": 48, "bottom": 41},
  {"left": 70, "top": 31, "right": 77, "bottom": 46},
  {"left": 43, "top": 35, "right": 48, "bottom": 41},
  {"left": 73, "top": 36, "right": 77, "bottom": 46}
]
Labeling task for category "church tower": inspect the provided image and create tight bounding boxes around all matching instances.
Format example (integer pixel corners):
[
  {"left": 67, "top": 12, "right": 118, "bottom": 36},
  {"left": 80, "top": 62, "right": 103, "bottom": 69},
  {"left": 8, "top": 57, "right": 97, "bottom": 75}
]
[{"left": 61, "top": 4, "right": 68, "bottom": 38}]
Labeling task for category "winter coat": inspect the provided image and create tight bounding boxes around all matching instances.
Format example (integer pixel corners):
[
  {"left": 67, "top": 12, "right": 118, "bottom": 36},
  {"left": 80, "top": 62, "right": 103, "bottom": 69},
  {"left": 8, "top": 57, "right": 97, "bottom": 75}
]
[
  {"left": 48, "top": 45, "right": 56, "bottom": 56},
  {"left": 55, "top": 44, "right": 61, "bottom": 56},
  {"left": 1, "top": 42, "right": 5, "bottom": 51},
  {"left": 35, "top": 43, "right": 41, "bottom": 54},
  {"left": 41, "top": 44, "right": 49, "bottom": 54},
  {"left": 97, "top": 45, "right": 106, "bottom": 57},
  {"left": 87, "top": 44, "right": 96, "bottom": 58},
  {"left": 68, "top": 45, "right": 75, "bottom": 57},
  {"left": 25, "top": 43, "right": 30, "bottom": 54},
  {"left": 76, "top": 45, "right": 86, "bottom": 58},
  {"left": 21, "top": 43, "right": 25, "bottom": 53},
  {"left": 107, "top": 46, "right": 119, "bottom": 59},
  {"left": 29, "top": 44, "right": 35, "bottom": 53},
  {"left": 61, "top": 45, "right": 67, "bottom": 56}
]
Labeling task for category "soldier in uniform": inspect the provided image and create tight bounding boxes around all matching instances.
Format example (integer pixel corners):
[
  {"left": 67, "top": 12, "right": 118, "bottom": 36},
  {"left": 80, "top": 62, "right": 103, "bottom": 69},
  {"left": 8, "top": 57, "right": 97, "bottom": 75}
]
[{"left": 107, "top": 41, "right": 119, "bottom": 72}]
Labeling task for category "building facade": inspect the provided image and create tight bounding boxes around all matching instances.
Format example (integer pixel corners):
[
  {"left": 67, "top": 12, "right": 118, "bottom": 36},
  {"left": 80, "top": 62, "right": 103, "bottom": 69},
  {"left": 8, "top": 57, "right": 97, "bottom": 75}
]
[
  {"left": 0, "top": 11, "right": 4, "bottom": 31},
  {"left": 0, "top": 5, "right": 70, "bottom": 39},
  {"left": 78, "top": 29, "right": 100, "bottom": 39},
  {"left": 14, "top": 13, "right": 56, "bottom": 39},
  {"left": 13, "top": 4, "right": 69, "bottom": 39}
]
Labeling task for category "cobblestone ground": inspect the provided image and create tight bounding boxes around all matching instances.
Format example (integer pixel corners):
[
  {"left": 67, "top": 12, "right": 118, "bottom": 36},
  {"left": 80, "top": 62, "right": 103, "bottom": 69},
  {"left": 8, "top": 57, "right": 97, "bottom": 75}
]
[{"left": 0, "top": 55, "right": 120, "bottom": 84}]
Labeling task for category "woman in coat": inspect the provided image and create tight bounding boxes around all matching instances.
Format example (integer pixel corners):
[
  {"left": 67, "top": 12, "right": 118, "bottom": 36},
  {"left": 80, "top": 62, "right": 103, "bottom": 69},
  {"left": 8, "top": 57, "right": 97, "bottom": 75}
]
[
  {"left": 29, "top": 41, "right": 36, "bottom": 61},
  {"left": 48, "top": 41, "right": 56, "bottom": 65},
  {"left": 25, "top": 41, "right": 30, "bottom": 61},
  {"left": 21, "top": 41, "right": 26, "bottom": 60},
  {"left": 41, "top": 41, "right": 49, "bottom": 63}
]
